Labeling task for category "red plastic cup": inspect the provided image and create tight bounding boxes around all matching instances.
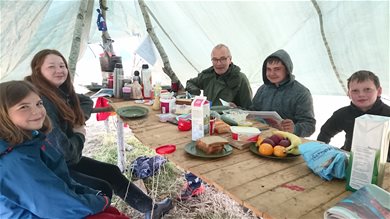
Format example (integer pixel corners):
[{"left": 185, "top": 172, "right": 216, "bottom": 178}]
[{"left": 209, "top": 118, "right": 216, "bottom": 135}]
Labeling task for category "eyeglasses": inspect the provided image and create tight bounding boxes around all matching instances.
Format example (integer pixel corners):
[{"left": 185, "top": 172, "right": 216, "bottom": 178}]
[{"left": 211, "top": 57, "right": 230, "bottom": 64}]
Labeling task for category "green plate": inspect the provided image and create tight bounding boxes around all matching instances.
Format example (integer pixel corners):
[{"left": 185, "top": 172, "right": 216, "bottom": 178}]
[
  {"left": 249, "top": 143, "right": 300, "bottom": 160},
  {"left": 185, "top": 141, "right": 233, "bottom": 158},
  {"left": 116, "top": 106, "right": 149, "bottom": 119}
]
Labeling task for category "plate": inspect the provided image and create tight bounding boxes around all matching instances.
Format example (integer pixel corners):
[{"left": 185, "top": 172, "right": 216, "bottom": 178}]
[
  {"left": 249, "top": 143, "right": 300, "bottom": 160},
  {"left": 156, "top": 144, "right": 176, "bottom": 155},
  {"left": 211, "top": 105, "right": 233, "bottom": 114},
  {"left": 185, "top": 141, "right": 233, "bottom": 158},
  {"left": 85, "top": 84, "right": 103, "bottom": 92},
  {"left": 117, "top": 106, "right": 149, "bottom": 119}
]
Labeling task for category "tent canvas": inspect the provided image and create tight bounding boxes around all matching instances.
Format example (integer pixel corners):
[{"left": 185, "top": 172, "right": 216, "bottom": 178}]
[{"left": 1, "top": 0, "right": 388, "bottom": 96}]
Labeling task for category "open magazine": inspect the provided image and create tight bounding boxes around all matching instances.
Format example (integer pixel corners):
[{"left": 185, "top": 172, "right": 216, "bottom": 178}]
[
  {"left": 324, "top": 184, "right": 390, "bottom": 219},
  {"left": 242, "top": 110, "right": 283, "bottom": 126}
]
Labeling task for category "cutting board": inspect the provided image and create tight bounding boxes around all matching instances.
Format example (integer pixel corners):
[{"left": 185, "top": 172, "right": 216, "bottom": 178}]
[{"left": 228, "top": 137, "right": 254, "bottom": 150}]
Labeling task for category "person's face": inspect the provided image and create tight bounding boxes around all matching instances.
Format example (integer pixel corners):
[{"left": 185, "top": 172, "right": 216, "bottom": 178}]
[
  {"left": 211, "top": 47, "right": 232, "bottom": 75},
  {"left": 40, "top": 54, "right": 68, "bottom": 87},
  {"left": 348, "top": 79, "right": 382, "bottom": 112},
  {"left": 8, "top": 92, "right": 46, "bottom": 131},
  {"left": 266, "top": 61, "right": 288, "bottom": 85}
]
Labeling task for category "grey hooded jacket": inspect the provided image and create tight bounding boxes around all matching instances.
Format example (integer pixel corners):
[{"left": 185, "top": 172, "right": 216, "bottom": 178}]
[{"left": 250, "top": 49, "right": 316, "bottom": 137}]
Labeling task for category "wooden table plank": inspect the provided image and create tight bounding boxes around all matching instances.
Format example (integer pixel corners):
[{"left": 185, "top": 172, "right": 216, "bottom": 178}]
[{"left": 109, "top": 100, "right": 390, "bottom": 219}]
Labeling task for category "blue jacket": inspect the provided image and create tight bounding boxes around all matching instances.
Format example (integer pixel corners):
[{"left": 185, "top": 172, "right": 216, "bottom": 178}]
[
  {"left": 0, "top": 132, "right": 109, "bottom": 219},
  {"left": 250, "top": 50, "right": 316, "bottom": 137}
]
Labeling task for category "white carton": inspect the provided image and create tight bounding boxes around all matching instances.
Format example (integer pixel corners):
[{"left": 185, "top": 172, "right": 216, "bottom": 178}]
[
  {"left": 191, "top": 95, "right": 210, "bottom": 141},
  {"left": 346, "top": 114, "right": 390, "bottom": 191}
]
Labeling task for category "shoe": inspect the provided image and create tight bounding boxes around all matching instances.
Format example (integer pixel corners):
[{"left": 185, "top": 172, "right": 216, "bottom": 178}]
[
  {"left": 144, "top": 198, "right": 173, "bottom": 219},
  {"left": 177, "top": 182, "right": 205, "bottom": 201}
]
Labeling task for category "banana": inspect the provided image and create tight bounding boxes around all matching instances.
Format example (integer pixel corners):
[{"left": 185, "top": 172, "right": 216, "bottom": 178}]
[{"left": 272, "top": 130, "right": 302, "bottom": 155}]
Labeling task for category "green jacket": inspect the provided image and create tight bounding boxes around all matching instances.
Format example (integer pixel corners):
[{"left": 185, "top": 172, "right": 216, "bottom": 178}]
[{"left": 186, "top": 63, "right": 252, "bottom": 109}]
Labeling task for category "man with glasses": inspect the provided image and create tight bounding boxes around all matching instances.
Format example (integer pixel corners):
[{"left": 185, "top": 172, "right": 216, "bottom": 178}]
[
  {"left": 186, "top": 44, "right": 252, "bottom": 109},
  {"left": 250, "top": 49, "right": 316, "bottom": 137},
  {"left": 180, "top": 44, "right": 252, "bottom": 201}
]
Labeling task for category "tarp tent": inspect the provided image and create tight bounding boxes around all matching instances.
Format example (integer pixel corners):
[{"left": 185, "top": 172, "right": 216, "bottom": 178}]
[{"left": 1, "top": 0, "right": 389, "bottom": 96}]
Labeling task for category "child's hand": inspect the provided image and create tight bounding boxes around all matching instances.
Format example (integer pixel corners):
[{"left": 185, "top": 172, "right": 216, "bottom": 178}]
[{"left": 73, "top": 125, "right": 86, "bottom": 136}]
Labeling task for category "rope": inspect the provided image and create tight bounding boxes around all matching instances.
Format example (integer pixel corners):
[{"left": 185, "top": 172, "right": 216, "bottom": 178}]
[{"left": 311, "top": 0, "right": 347, "bottom": 94}]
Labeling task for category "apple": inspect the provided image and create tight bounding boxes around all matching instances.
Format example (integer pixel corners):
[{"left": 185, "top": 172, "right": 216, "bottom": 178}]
[
  {"left": 269, "top": 134, "right": 283, "bottom": 145},
  {"left": 278, "top": 139, "right": 291, "bottom": 147},
  {"left": 262, "top": 138, "right": 276, "bottom": 147}
]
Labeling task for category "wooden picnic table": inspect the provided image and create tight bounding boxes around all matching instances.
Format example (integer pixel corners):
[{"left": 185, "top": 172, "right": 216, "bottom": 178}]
[{"left": 109, "top": 100, "right": 390, "bottom": 219}]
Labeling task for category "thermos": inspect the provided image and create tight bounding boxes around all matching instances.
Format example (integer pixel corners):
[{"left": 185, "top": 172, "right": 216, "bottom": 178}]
[{"left": 113, "top": 63, "right": 124, "bottom": 98}]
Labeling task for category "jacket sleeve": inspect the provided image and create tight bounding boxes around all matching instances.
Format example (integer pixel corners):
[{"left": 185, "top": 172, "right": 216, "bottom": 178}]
[
  {"left": 186, "top": 74, "right": 202, "bottom": 95},
  {"left": 317, "top": 112, "right": 343, "bottom": 143},
  {"left": 43, "top": 98, "right": 84, "bottom": 165},
  {"left": 78, "top": 93, "right": 94, "bottom": 120},
  {"left": 293, "top": 91, "right": 316, "bottom": 137},
  {"left": 1, "top": 149, "right": 109, "bottom": 218},
  {"left": 234, "top": 73, "right": 252, "bottom": 109}
]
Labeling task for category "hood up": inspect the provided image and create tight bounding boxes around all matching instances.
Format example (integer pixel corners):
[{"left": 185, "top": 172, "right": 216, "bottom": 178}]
[{"left": 262, "top": 49, "right": 294, "bottom": 85}]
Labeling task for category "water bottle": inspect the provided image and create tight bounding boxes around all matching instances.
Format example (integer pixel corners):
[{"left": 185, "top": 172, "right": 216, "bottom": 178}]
[
  {"left": 141, "top": 64, "right": 152, "bottom": 99},
  {"left": 113, "top": 63, "right": 124, "bottom": 98}
]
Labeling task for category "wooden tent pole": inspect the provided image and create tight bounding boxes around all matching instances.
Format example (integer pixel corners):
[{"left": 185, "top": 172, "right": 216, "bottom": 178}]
[
  {"left": 100, "top": 0, "right": 114, "bottom": 55},
  {"left": 68, "top": 0, "right": 90, "bottom": 78},
  {"left": 138, "top": 0, "right": 184, "bottom": 92}
]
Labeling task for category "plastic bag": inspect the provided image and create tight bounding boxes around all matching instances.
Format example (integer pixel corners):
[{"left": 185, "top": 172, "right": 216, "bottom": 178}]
[
  {"left": 130, "top": 155, "right": 167, "bottom": 179},
  {"left": 299, "top": 142, "right": 348, "bottom": 181}
]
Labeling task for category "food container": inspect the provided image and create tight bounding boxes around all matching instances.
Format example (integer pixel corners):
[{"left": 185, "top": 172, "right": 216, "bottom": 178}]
[
  {"left": 230, "top": 126, "right": 261, "bottom": 142},
  {"left": 160, "top": 97, "right": 176, "bottom": 114}
]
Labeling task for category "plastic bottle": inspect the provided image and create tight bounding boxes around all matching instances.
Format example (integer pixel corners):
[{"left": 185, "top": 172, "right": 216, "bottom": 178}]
[
  {"left": 141, "top": 64, "right": 152, "bottom": 99},
  {"left": 152, "top": 83, "right": 162, "bottom": 111}
]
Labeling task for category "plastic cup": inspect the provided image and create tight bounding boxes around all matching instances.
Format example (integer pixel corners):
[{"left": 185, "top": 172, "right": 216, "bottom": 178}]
[{"left": 209, "top": 118, "right": 216, "bottom": 135}]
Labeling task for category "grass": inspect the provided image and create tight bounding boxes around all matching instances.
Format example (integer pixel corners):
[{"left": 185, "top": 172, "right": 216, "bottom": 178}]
[{"left": 84, "top": 117, "right": 259, "bottom": 219}]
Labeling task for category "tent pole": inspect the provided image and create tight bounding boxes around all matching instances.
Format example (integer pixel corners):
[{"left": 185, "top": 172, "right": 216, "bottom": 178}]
[
  {"left": 68, "top": 0, "right": 90, "bottom": 78},
  {"left": 138, "top": 0, "right": 184, "bottom": 92}
]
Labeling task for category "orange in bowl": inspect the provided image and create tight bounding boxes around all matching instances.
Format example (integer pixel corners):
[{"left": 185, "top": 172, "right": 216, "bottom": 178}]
[
  {"left": 258, "top": 143, "right": 274, "bottom": 156},
  {"left": 273, "top": 146, "right": 287, "bottom": 157}
]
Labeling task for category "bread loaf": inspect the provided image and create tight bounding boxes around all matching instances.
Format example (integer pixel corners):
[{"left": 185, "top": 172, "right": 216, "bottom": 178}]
[
  {"left": 215, "top": 120, "right": 231, "bottom": 134},
  {"left": 196, "top": 136, "right": 229, "bottom": 154}
]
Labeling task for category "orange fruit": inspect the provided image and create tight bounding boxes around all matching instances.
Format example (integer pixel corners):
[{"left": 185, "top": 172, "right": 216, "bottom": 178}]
[
  {"left": 256, "top": 136, "right": 264, "bottom": 147},
  {"left": 259, "top": 143, "right": 273, "bottom": 156},
  {"left": 273, "top": 146, "right": 287, "bottom": 157}
]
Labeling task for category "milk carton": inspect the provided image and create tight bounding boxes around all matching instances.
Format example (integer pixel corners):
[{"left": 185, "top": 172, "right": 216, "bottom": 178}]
[
  {"left": 346, "top": 114, "right": 390, "bottom": 191},
  {"left": 191, "top": 94, "right": 210, "bottom": 141}
]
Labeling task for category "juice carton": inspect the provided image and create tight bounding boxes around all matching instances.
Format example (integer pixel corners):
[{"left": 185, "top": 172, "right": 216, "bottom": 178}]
[
  {"left": 191, "top": 95, "right": 210, "bottom": 141},
  {"left": 346, "top": 114, "right": 390, "bottom": 191}
]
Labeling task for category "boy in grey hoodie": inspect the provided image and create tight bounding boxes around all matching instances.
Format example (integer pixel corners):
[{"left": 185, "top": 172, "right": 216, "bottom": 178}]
[{"left": 250, "top": 49, "right": 316, "bottom": 137}]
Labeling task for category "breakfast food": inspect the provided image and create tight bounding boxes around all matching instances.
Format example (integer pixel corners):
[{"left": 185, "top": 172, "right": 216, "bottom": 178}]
[
  {"left": 214, "top": 120, "right": 231, "bottom": 134},
  {"left": 256, "top": 131, "right": 302, "bottom": 157},
  {"left": 196, "top": 136, "right": 229, "bottom": 154}
]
